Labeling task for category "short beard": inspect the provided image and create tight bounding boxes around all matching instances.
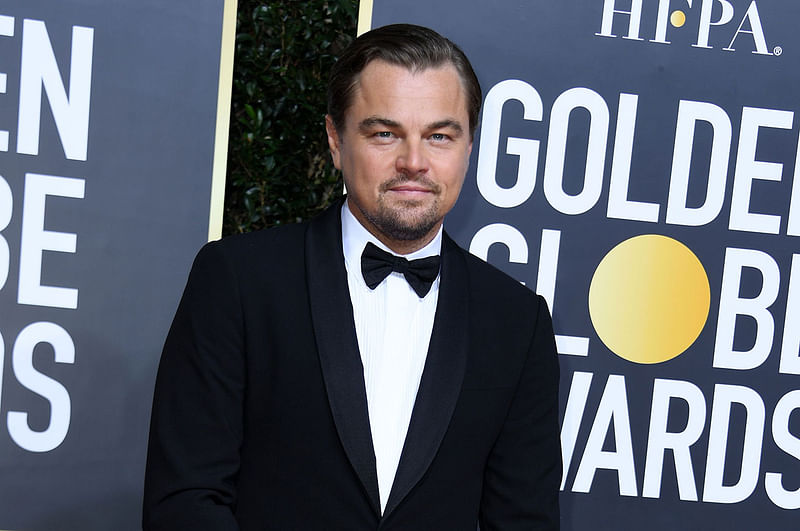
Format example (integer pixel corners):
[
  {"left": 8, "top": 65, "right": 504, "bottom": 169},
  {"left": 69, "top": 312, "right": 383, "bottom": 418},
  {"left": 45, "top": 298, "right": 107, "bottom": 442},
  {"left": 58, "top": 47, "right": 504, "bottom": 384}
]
[{"left": 363, "top": 175, "right": 442, "bottom": 242}]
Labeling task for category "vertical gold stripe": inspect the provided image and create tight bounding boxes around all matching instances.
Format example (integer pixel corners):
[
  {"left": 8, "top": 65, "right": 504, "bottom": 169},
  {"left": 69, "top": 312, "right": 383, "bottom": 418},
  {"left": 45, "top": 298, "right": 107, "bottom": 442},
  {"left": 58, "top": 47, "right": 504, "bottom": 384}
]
[
  {"left": 208, "top": 0, "right": 238, "bottom": 241},
  {"left": 357, "top": 0, "right": 374, "bottom": 36}
]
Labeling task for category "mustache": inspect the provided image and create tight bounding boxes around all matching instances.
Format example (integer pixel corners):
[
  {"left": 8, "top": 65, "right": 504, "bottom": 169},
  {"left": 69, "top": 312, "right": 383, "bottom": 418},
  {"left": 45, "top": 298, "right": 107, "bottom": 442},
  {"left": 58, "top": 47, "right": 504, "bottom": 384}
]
[{"left": 379, "top": 174, "right": 441, "bottom": 194}]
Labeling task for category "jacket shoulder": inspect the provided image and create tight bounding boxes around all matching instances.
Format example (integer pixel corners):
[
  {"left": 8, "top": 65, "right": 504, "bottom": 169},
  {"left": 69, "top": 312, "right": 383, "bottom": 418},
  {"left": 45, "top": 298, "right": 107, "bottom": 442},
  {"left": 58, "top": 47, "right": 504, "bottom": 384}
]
[
  {"left": 194, "top": 223, "right": 308, "bottom": 275},
  {"left": 456, "top": 244, "right": 546, "bottom": 314},
  {"left": 206, "top": 222, "right": 307, "bottom": 257}
]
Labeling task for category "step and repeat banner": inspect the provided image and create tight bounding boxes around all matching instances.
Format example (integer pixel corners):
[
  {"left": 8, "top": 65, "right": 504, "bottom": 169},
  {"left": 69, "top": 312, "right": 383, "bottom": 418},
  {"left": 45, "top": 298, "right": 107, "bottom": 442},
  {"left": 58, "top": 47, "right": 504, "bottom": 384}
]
[
  {"left": 368, "top": 1, "right": 799, "bottom": 529},
  {"left": 0, "top": 0, "right": 233, "bottom": 529}
]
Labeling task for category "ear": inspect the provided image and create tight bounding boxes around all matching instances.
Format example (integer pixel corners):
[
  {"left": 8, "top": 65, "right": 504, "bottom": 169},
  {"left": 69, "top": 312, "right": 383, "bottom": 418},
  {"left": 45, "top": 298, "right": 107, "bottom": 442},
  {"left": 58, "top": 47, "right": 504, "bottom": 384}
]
[{"left": 325, "top": 115, "right": 342, "bottom": 170}]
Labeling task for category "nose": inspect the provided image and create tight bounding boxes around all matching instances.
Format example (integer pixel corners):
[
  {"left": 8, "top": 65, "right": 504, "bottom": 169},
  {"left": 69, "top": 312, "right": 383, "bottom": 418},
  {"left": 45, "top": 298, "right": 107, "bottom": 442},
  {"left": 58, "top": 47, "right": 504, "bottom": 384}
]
[{"left": 395, "top": 139, "right": 428, "bottom": 176}]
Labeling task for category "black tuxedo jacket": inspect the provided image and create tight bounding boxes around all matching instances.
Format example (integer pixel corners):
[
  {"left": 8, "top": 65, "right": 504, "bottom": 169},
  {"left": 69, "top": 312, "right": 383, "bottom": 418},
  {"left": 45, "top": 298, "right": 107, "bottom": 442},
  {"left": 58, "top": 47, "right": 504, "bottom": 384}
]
[{"left": 143, "top": 200, "right": 561, "bottom": 530}]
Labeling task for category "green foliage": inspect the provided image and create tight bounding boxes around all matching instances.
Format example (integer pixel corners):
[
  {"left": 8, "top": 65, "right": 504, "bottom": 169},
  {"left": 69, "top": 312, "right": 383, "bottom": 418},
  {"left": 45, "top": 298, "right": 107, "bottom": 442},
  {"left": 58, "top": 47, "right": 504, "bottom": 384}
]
[{"left": 224, "top": 0, "right": 357, "bottom": 235}]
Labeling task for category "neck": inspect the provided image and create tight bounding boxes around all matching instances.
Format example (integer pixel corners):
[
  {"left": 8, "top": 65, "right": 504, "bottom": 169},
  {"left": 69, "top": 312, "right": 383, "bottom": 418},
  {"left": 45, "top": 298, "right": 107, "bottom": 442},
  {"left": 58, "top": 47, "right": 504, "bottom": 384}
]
[{"left": 378, "top": 231, "right": 438, "bottom": 255}]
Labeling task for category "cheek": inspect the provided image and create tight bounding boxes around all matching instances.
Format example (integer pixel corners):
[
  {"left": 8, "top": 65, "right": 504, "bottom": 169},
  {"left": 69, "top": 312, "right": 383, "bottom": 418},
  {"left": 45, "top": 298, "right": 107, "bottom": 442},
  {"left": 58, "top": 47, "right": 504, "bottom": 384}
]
[
  {"left": 445, "top": 180, "right": 465, "bottom": 206},
  {"left": 349, "top": 149, "right": 383, "bottom": 173},
  {"left": 343, "top": 153, "right": 386, "bottom": 193},
  {"left": 443, "top": 157, "right": 469, "bottom": 194}
]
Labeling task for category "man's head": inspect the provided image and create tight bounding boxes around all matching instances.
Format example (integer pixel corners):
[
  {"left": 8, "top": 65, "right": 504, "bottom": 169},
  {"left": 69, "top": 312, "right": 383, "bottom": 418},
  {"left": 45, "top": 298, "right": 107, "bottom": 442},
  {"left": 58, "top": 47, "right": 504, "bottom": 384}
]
[
  {"left": 325, "top": 24, "right": 482, "bottom": 254},
  {"left": 328, "top": 24, "right": 482, "bottom": 139}
]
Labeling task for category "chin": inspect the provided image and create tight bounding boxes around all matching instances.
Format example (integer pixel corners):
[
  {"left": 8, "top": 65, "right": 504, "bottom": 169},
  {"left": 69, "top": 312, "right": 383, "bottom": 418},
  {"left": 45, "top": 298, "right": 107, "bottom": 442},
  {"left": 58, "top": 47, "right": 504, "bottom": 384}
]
[{"left": 378, "top": 211, "right": 442, "bottom": 242}]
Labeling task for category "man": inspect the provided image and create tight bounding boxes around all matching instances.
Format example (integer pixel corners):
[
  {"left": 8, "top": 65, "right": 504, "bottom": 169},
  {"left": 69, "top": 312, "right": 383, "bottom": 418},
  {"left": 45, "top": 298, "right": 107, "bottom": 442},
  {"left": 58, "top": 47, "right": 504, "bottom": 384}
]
[{"left": 144, "top": 23, "right": 560, "bottom": 530}]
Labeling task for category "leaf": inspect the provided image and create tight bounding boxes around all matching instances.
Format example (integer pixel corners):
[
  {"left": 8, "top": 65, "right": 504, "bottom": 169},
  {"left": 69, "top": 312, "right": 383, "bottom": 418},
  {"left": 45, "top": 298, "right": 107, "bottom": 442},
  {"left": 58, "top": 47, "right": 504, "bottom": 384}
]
[{"left": 224, "top": 0, "right": 355, "bottom": 235}]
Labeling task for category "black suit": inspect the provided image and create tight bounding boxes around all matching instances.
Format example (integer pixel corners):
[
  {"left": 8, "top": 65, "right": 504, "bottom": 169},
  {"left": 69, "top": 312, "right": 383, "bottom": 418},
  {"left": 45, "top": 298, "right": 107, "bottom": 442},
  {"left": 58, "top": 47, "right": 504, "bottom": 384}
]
[{"left": 144, "top": 199, "right": 561, "bottom": 530}]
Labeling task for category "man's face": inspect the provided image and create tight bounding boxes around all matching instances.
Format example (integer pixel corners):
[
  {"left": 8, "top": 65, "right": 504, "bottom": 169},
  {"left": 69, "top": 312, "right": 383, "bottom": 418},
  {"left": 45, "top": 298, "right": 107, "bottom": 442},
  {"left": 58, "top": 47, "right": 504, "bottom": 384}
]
[{"left": 326, "top": 60, "right": 473, "bottom": 253}]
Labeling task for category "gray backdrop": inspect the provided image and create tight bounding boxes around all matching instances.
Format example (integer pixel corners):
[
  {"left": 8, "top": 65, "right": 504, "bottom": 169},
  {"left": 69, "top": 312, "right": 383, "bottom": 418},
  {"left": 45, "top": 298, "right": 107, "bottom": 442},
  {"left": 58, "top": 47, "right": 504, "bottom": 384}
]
[{"left": 0, "top": 1, "right": 225, "bottom": 529}]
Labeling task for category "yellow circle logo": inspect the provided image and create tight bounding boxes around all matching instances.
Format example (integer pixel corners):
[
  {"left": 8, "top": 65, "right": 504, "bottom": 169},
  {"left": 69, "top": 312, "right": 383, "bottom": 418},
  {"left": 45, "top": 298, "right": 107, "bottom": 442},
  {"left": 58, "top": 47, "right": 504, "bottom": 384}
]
[
  {"left": 589, "top": 235, "right": 710, "bottom": 364},
  {"left": 670, "top": 10, "right": 686, "bottom": 28}
]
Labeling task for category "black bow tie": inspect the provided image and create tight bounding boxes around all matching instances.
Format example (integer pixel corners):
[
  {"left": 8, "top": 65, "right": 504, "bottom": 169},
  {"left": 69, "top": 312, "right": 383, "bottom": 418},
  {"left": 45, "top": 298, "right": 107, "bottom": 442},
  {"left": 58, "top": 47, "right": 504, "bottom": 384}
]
[{"left": 361, "top": 242, "right": 441, "bottom": 298}]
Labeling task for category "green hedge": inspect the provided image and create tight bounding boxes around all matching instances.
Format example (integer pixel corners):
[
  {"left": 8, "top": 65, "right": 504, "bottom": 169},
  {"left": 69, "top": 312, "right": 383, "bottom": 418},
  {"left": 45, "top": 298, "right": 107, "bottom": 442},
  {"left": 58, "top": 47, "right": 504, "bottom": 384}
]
[{"left": 224, "top": 0, "right": 357, "bottom": 235}]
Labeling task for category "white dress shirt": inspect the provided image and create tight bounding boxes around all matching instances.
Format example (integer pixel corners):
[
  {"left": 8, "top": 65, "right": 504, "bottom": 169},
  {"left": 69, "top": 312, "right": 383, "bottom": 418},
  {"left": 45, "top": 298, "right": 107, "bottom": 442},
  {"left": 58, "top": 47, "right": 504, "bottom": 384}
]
[{"left": 341, "top": 203, "right": 441, "bottom": 514}]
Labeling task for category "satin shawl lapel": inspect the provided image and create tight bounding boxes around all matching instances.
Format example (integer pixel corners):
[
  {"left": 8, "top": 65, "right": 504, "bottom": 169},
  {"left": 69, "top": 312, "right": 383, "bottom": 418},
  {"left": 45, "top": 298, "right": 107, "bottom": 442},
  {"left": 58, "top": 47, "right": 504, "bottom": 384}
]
[
  {"left": 305, "top": 201, "right": 380, "bottom": 513},
  {"left": 383, "top": 233, "right": 469, "bottom": 518}
]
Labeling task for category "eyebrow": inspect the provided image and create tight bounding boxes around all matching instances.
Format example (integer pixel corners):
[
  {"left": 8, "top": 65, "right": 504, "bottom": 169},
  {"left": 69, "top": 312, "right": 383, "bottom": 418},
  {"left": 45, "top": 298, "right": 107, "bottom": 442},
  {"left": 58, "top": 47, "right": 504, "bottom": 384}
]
[
  {"left": 358, "top": 116, "right": 464, "bottom": 137},
  {"left": 358, "top": 116, "right": 400, "bottom": 133},
  {"left": 428, "top": 119, "right": 464, "bottom": 137}
]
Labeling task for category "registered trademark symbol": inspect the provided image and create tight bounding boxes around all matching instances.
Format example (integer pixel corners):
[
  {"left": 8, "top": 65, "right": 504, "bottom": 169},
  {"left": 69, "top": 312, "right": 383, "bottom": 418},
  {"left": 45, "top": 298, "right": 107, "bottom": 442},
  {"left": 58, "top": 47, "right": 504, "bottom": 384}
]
[{"left": 774, "top": 45, "right": 783, "bottom": 56}]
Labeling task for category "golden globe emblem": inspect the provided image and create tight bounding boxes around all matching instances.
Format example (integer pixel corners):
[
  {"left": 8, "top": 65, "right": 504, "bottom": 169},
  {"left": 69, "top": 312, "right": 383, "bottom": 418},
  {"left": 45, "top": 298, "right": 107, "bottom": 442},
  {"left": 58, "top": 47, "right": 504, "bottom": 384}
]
[
  {"left": 670, "top": 10, "right": 686, "bottom": 28},
  {"left": 589, "top": 235, "right": 710, "bottom": 364}
]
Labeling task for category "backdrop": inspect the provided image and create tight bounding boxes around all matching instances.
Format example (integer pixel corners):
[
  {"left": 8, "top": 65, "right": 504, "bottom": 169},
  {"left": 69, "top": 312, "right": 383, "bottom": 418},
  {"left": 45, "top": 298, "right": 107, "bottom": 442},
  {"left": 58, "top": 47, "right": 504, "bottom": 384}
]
[
  {"left": 366, "top": 0, "right": 799, "bottom": 529},
  {"left": 0, "top": 1, "right": 233, "bottom": 529}
]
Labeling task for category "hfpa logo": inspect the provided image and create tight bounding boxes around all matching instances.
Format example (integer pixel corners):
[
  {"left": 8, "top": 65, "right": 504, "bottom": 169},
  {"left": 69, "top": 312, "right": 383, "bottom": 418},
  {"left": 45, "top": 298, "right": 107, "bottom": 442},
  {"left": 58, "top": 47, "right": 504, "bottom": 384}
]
[{"left": 596, "top": 0, "right": 781, "bottom": 56}]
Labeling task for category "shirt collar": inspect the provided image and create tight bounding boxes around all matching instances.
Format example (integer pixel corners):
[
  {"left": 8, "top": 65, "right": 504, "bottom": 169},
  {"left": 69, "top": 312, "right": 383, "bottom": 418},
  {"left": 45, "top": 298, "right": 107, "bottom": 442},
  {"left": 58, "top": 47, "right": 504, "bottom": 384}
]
[{"left": 341, "top": 200, "right": 443, "bottom": 269}]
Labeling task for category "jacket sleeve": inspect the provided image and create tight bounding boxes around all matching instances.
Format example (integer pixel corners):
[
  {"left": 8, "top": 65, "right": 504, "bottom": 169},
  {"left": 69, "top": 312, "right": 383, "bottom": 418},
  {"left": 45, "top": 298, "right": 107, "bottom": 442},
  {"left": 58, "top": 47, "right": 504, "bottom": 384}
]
[
  {"left": 479, "top": 295, "right": 562, "bottom": 530},
  {"left": 143, "top": 241, "right": 245, "bottom": 531}
]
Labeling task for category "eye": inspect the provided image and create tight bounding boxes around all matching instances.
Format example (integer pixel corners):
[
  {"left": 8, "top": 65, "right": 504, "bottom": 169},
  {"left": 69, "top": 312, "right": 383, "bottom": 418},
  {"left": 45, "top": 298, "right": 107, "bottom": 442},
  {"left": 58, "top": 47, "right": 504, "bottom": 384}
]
[
  {"left": 430, "top": 133, "right": 449, "bottom": 142},
  {"left": 375, "top": 131, "right": 393, "bottom": 138}
]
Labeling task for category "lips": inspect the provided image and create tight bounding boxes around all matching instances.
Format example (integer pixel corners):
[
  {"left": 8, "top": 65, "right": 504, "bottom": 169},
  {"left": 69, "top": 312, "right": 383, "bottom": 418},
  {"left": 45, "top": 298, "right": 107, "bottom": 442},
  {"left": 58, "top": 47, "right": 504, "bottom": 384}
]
[
  {"left": 380, "top": 176, "right": 441, "bottom": 196},
  {"left": 388, "top": 184, "right": 433, "bottom": 194}
]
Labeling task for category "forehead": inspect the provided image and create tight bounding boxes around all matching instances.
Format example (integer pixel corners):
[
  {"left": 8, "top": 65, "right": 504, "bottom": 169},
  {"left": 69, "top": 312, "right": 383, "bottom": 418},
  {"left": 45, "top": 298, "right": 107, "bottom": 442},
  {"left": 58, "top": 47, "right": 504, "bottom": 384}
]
[{"left": 345, "top": 60, "right": 468, "bottom": 125}]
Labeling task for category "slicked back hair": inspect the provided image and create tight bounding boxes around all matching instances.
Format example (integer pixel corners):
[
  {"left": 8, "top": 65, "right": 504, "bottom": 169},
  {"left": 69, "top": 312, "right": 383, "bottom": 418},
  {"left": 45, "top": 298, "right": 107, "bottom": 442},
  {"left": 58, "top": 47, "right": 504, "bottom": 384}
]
[{"left": 327, "top": 24, "right": 482, "bottom": 138}]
